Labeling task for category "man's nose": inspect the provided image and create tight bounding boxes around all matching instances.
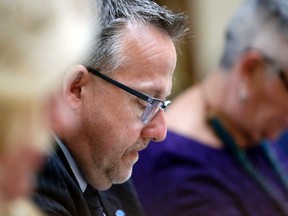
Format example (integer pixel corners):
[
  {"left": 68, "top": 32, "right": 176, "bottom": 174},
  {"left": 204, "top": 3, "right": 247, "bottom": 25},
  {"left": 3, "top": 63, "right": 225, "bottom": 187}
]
[{"left": 141, "top": 110, "right": 167, "bottom": 142}]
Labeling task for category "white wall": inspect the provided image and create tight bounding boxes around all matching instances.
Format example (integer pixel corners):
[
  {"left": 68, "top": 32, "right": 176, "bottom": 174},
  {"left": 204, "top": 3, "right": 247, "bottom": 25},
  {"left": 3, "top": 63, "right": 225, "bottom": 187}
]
[{"left": 187, "top": 0, "right": 242, "bottom": 79}]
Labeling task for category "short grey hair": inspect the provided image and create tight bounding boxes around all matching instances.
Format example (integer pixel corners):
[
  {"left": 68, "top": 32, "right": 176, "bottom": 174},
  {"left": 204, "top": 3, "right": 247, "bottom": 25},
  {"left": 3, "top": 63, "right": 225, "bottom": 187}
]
[
  {"left": 85, "top": 0, "right": 188, "bottom": 72},
  {"left": 220, "top": 0, "right": 288, "bottom": 70}
]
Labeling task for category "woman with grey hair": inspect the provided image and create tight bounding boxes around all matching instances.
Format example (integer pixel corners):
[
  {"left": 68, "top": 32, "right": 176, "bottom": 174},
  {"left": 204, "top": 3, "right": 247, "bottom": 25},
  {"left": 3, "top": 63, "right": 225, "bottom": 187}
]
[{"left": 133, "top": 0, "right": 288, "bottom": 215}]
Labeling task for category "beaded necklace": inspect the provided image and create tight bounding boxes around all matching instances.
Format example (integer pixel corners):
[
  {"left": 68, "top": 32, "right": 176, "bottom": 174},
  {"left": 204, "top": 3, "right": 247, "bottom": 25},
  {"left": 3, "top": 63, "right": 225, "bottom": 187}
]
[{"left": 209, "top": 116, "right": 288, "bottom": 215}]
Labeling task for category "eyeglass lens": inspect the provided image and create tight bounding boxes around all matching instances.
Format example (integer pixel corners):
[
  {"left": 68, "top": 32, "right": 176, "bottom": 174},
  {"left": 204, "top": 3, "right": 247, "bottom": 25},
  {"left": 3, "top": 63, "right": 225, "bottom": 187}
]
[{"left": 141, "top": 100, "right": 163, "bottom": 124}]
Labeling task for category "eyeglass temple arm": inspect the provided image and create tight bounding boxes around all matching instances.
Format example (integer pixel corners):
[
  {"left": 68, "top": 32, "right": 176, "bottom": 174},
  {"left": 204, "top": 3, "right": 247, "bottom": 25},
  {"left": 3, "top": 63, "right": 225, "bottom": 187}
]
[{"left": 86, "top": 67, "right": 149, "bottom": 101}]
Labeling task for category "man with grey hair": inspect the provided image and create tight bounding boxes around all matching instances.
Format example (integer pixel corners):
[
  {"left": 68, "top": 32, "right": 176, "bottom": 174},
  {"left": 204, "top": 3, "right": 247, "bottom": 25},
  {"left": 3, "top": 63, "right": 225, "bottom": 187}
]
[
  {"left": 32, "top": 0, "right": 187, "bottom": 215},
  {"left": 132, "top": 0, "right": 288, "bottom": 215}
]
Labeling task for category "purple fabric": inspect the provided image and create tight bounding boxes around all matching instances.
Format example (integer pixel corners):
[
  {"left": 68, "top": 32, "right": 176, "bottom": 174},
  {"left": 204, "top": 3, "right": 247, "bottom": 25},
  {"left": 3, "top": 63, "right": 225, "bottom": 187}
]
[{"left": 132, "top": 130, "right": 288, "bottom": 216}]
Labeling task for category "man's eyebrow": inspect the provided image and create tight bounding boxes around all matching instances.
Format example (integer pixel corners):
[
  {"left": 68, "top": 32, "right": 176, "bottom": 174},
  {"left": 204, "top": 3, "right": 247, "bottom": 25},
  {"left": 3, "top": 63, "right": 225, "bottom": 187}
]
[
  {"left": 142, "top": 88, "right": 169, "bottom": 99},
  {"left": 134, "top": 79, "right": 171, "bottom": 98}
]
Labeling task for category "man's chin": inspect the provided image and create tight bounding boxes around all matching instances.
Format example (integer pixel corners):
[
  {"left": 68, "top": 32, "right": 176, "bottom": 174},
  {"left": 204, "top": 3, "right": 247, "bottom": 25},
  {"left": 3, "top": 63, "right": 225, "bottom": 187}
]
[{"left": 112, "top": 167, "right": 133, "bottom": 185}]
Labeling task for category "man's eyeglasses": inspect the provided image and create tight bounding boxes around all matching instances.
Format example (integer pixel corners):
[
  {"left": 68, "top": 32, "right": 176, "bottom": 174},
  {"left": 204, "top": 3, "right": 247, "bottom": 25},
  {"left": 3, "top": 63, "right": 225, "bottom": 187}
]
[{"left": 86, "top": 67, "right": 171, "bottom": 124}]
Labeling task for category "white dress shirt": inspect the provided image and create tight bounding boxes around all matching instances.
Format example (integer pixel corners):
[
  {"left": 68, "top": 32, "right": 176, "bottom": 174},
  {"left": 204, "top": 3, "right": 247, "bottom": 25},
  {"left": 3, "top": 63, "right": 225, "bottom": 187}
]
[{"left": 53, "top": 134, "right": 87, "bottom": 192}]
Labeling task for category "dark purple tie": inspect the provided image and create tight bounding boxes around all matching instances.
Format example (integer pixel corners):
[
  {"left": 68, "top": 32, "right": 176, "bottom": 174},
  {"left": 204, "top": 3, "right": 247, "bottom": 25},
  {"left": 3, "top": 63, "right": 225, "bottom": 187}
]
[{"left": 84, "top": 184, "right": 105, "bottom": 216}]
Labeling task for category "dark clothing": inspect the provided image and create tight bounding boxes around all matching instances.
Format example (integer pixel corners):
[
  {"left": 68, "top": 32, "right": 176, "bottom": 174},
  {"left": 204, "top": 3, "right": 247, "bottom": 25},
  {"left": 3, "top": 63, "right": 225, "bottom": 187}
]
[
  {"left": 32, "top": 145, "right": 145, "bottom": 216},
  {"left": 277, "top": 131, "right": 288, "bottom": 156},
  {"left": 132, "top": 130, "right": 288, "bottom": 216}
]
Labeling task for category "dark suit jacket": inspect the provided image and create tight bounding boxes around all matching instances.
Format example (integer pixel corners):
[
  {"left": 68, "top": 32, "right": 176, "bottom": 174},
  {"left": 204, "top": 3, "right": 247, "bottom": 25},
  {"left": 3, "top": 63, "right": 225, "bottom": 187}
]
[{"left": 32, "top": 144, "right": 145, "bottom": 216}]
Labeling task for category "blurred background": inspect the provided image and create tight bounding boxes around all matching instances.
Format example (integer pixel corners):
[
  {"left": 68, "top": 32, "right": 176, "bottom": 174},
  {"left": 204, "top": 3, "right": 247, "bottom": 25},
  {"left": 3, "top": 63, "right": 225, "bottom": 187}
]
[{"left": 155, "top": 0, "right": 242, "bottom": 99}]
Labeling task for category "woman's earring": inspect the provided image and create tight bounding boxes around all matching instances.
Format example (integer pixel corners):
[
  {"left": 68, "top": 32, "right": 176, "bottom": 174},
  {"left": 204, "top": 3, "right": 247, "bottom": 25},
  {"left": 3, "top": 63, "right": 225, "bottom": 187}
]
[{"left": 238, "top": 82, "right": 248, "bottom": 102}]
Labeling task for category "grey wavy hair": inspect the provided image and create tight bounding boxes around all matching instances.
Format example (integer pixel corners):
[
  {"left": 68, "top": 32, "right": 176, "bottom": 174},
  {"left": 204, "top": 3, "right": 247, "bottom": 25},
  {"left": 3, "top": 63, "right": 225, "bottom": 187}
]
[
  {"left": 85, "top": 0, "right": 188, "bottom": 72},
  {"left": 220, "top": 0, "right": 288, "bottom": 70}
]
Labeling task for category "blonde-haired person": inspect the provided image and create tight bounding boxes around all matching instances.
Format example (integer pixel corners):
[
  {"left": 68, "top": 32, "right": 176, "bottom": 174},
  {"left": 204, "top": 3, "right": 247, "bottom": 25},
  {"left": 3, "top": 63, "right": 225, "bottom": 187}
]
[{"left": 0, "top": 0, "right": 94, "bottom": 215}]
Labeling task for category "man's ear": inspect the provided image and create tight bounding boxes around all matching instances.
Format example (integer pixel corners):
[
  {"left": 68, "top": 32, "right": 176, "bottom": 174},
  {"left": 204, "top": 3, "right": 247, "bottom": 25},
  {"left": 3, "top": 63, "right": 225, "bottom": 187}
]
[{"left": 63, "top": 65, "right": 90, "bottom": 110}]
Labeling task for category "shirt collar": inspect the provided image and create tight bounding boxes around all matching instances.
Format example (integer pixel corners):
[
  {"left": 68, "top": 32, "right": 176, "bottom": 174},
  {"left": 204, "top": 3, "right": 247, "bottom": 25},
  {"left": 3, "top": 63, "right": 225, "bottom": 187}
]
[{"left": 53, "top": 133, "right": 87, "bottom": 192}]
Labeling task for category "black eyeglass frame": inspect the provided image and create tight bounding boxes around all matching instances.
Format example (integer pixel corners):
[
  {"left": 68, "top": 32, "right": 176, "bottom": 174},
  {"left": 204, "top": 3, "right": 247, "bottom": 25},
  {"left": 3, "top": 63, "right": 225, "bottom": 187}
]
[{"left": 86, "top": 66, "right": 171, "bottom": 124}]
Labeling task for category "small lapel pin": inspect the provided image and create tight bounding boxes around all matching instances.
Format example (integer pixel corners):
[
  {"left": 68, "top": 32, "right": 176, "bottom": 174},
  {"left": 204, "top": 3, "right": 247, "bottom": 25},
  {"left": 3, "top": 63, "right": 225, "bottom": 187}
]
[{"left": 115, "top": 209, "right": 125, "bottom": 216}]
